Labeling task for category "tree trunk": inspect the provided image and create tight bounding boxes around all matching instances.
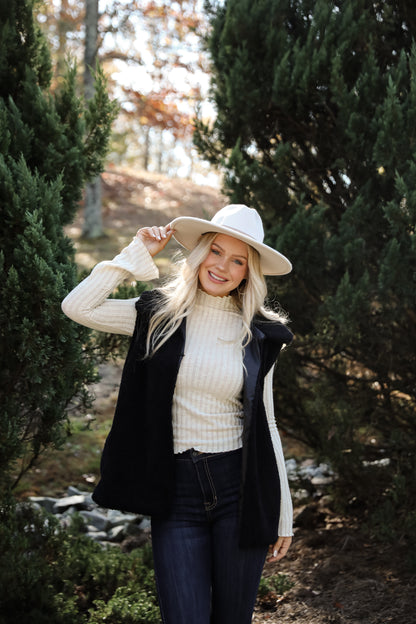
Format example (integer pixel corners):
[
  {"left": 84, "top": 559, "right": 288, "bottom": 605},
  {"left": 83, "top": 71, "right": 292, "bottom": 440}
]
[
  {"left": 83, "top": 177, "right": 102, "bottom": 238},
  {"left": 82, "top": 0, "right": 103, "bottom": 239},
  {"left": 143, "top": 126, "right": 151, "bottom": 171},
  {"left": 57, "top": 0, "right": 70, "bottom": 77}
]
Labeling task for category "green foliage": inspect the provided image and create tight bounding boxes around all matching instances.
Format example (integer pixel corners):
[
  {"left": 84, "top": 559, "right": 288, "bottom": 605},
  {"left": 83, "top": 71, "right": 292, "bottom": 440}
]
[
  {"left": 198, "top": 0, "right": 416, "bottom": 538},
  {"left": 258, "top": 573, "right": 294, "bottom": 598},
  {"left": 90, "top": 586, "right": 161, "bottom": 624},
  {"left": 0, "top": 502, "right": 294, "bottom": 623},
  {"left": 0, "top": 502, "right": 160, "bottom": 624},
  {"left": 0, "top": 0, "right": 116, "bottom": 494}
]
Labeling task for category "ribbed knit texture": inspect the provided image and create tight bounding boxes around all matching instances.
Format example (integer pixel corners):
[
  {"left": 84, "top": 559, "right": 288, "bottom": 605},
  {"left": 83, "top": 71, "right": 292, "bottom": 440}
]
[
  {"left": 61, "top": 237, "right": 293, "bottom": 536},
  {"left": 173, "top": 290, "right": 244, "bottom": 454}
]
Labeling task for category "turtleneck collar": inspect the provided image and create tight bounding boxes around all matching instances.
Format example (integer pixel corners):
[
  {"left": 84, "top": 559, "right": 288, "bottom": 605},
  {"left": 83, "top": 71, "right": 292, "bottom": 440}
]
[{"left": 195, "top": 288, "right": 239, "bottom": 312}]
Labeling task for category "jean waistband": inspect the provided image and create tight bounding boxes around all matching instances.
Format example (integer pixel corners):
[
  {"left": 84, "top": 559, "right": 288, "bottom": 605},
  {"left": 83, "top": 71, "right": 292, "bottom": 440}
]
[{"left": 174, "top": 447, "right": 242, "bottom": 462}]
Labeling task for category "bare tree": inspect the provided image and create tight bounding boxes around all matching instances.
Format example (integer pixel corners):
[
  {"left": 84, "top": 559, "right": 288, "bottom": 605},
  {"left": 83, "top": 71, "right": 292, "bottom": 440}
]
[{"left": 82, "top": 0, "right": 103, "bottom": 239}]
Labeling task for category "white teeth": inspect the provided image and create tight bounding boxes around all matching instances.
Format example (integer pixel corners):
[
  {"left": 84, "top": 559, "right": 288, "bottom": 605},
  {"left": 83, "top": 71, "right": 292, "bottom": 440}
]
[{"left": 209, "top": 271, "right": 226, "bottom": 282}]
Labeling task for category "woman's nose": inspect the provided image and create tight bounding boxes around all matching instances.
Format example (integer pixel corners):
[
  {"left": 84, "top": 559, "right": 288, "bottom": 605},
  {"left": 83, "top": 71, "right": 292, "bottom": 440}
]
[{"left": 215, "top": 256, "right": 228, "bottom": 271}]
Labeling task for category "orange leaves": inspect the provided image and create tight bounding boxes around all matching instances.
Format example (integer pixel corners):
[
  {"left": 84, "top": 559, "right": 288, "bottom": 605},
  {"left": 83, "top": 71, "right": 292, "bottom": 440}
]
[{"left": 122, "top": 85, "right": 194, "bottom": 139}]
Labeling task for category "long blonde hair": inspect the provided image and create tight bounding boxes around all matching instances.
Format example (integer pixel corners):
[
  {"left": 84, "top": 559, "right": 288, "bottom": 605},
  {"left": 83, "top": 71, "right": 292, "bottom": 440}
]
[{"left": 145, "top": 232, "right": 287, "bottom": 357}]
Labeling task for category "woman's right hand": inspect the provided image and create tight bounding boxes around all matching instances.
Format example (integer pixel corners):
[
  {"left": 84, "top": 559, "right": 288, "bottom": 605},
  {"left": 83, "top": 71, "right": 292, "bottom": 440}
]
[{"left": 135, "top": 224, "right": 174, "bottom": 257}]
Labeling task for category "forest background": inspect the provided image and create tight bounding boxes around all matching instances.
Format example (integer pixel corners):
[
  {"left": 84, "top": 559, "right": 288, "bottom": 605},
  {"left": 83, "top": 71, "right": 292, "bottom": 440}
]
[{"left": 0, "top": 1, "right": 415, "bottom": 623}]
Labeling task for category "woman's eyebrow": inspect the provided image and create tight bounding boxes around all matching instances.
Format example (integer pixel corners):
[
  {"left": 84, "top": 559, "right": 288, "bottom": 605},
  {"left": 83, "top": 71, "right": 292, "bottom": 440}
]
[{"left": 212, "top": 242, "right": 248, "bottom": 259}]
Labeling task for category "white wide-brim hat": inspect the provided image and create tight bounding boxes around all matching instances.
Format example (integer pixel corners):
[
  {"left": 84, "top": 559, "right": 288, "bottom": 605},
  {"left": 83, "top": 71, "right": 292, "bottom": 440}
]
[{"left": 170, "top": 204, "right": 292, "bottom": 276}]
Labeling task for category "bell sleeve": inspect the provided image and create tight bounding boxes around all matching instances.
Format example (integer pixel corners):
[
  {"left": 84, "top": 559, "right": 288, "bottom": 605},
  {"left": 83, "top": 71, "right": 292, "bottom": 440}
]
[{"left": 61, "top": 237, "right": 159, "bottom": 335}]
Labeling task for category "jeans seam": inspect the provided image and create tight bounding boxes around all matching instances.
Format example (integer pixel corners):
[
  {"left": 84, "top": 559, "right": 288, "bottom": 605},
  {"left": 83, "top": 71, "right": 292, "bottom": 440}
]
[{"left": 203, "top": 459, "right": 218, "bottom": 512}]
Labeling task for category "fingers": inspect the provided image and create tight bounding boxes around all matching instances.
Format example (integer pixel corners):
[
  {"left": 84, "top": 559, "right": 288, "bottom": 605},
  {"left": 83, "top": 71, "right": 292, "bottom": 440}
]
[
  {"left": 267, "top": 536, "right": 292, "bottom": 562},
  {"left": 135, "top": 224, "right": 173, "bottom": 241},
  {"left": 135, "top": 224, "right": 174, "bottom": 256},
  {"left": 149, "top": 225, "right": 172, "bottom": 241}
]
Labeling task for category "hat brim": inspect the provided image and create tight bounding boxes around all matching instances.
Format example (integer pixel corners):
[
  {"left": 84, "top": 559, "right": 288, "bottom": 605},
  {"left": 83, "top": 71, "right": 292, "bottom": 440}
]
[{"left": 170, "top": 216, "right": 292, "bottom": 276}]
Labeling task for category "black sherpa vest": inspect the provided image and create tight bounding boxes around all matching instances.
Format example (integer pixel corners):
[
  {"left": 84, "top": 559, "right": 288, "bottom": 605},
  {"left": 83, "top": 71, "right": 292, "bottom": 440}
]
[{"left": 92, "top": 289, "right": 293, "bottom": 547}]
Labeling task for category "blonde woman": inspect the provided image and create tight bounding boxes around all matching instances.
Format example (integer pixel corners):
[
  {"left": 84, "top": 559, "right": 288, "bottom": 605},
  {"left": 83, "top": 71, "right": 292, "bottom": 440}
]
[{"left": 62, "top": 204, "right": 294, "bottom": 624}]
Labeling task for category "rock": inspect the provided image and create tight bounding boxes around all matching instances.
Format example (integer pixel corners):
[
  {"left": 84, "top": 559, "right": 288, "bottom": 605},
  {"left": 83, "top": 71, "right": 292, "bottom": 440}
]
[
  {"left": 299, "top": 460, "right": 334, "bottom": 480},
  {"left": 285, "top": 458, "right": 298, "bottom": 479},
  {"left": 62, "top": 506, "right": 79, "bottom": 516},
  {"left": 108, "top": 525, "right": 126, "bottom": 542},
  {"left": 311, "top": 475, "right": 335, "bottom": 486},
  {"left": 87, "top": 531, "right": 108, "bottom": 541},
  {"left": 79, "top": 510, "right": 110, "bottom": 531},
  {"left": 106, "top": 510, "right": 141, "bottom": 527},
  {"left": 26, "top": 485, "right": 151, "bottom": 549},
  {"left": 28, "top": 496, "right": 58, "bottom": 514},
  {"left": 138, "top": 517, "right": 151, "bottom": 530},
  {"left": 53, "top": 495, "right": 89, "bottom": 513}
]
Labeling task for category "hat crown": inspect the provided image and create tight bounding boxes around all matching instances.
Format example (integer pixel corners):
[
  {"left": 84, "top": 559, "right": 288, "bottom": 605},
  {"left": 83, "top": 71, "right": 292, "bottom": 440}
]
[{"left": 211, "top": 205, "right": 264, "bottom": 244}]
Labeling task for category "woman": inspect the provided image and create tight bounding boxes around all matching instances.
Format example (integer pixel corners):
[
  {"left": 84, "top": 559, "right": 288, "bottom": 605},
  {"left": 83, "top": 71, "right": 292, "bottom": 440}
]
[{"left": 62, "top": 204, "right": 294, "bottom": 624}]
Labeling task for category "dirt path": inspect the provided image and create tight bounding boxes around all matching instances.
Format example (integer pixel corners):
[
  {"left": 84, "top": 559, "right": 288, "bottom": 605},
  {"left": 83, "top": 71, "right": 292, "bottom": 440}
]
[{"left": 256, "top": 521, "right": 414, "bottom": 624}]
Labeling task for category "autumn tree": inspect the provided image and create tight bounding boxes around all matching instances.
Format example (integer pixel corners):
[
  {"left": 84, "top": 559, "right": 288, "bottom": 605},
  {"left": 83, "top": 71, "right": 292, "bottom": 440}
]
[
  {"left": 37, "top": 0, "right": 209, "bottom": 235},
  {"left": 0, "top": 0, "right": 116, "bottom": 493},
  {"left": 196, "top": 0, "right": 416, "bottom": 539}
]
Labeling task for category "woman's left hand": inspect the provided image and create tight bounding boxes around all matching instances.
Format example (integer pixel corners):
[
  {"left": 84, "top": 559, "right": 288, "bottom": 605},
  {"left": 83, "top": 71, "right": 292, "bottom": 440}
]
[{"left": 267, "top": 536, "right": 292, "bottom": 562}]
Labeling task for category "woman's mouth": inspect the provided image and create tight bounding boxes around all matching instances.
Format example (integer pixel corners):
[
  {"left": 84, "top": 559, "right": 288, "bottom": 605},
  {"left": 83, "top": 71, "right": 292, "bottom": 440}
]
[{"left": 208, "top": 271, "right": 227, "bottom": 283}]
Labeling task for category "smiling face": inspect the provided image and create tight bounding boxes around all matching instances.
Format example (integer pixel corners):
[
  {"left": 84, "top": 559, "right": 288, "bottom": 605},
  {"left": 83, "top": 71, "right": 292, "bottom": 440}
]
[{"left": 198, "top": 233, "right": 249, "bottom": 297}]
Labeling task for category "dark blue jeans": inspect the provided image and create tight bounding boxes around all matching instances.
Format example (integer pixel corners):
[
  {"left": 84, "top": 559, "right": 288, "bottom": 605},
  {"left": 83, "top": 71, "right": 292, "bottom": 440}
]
[{"left": 151, "top": 448, "right": 268, "bottom": 624}]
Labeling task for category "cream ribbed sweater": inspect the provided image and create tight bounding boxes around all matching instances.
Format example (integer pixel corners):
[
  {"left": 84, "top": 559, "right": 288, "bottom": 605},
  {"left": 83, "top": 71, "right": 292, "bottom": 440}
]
[
  {"left": 173, "top": 289, "right": 245, "bottom": 454},
  {"left": 61, "top": 237, "right": 293, "bottom": 536}
]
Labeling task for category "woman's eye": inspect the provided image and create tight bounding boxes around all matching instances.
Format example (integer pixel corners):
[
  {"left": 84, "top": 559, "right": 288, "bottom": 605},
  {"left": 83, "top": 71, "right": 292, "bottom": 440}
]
[
  {"left": 234, "top": 259, "right": 243, "bottom": 266},
  {"left": 211, "top": 248, "right": 220, "bottom": 255}
]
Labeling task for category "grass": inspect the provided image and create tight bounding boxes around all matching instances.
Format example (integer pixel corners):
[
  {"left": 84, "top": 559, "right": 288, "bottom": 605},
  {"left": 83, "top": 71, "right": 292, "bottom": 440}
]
[{"left": 14, "top": 410, "right": 114, "bottom": 499}]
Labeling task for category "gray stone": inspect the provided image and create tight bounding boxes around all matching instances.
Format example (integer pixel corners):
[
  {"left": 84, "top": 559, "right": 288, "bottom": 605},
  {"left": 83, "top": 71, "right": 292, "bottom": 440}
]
[
  {"left": 106, "top": 510, "right": 140, "bottom": 527},
  {"left": 29, "top": 496, "right": 58, "bottom": 514},
  {"left": 87, "top": 531, "right": 108, "bottom": 541},
  {"left": 53, "top": 495, "right": 89, "bottom": 513},
  {"left": 28, "top": 501, "right": 42, "bottom": 513},
  {"left": 285, "top": 458, "right": 298, "bottom": 479},
  {"left": 138, "top": 517, "right": 151, "bottom": 531},
  {"left": 65, "top": 487, "right": 95, "bottom": 506},
  {"left": 108, "top": 525, "right": 126, "bottom": 542},
  {"left": 62, "top": 506, "right": 79, "bottom": 516},
  {"left": 84, "top": 493, "right": 94, "bottom": 507},
  {"left": 79, "top": 510, "right": 109, "bottom": 531},
  {"left": 311, "top": 475, "right": 335, "bottom": 486}
]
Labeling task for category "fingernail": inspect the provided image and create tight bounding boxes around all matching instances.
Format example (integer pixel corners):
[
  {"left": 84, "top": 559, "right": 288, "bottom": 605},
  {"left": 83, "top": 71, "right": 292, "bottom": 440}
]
[{"left": 273, "top": 550, "right": 278, "bottom": 557}]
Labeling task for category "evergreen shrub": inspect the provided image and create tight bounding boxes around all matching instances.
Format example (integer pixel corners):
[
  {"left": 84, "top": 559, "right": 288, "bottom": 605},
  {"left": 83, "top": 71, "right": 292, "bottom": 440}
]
[
  {"left": 0, "top": 502, "right": 160, "bottom": 624},
  {"left": 0, "top": 0, "right": 117, "bottom": 494},
  {"left": 197, "top": 0, "right": 416, "bottom": 542}
]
